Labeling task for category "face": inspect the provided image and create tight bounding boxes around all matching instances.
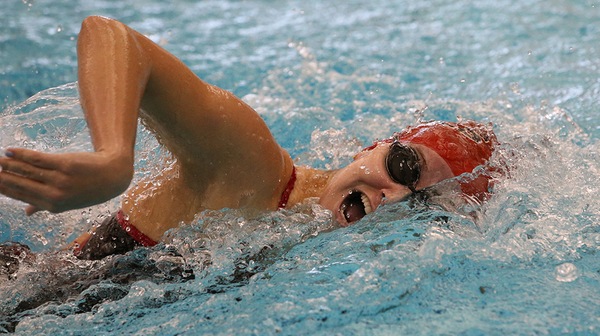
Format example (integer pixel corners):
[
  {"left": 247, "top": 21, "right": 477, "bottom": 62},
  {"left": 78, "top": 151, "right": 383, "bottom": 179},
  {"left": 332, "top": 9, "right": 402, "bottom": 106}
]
[{"left": 318, "top": 142, "right": 455, "bottom": 226}]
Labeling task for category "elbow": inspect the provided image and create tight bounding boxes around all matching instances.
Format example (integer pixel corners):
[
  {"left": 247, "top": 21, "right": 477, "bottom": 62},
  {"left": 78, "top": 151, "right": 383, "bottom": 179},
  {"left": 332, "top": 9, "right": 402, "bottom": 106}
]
[
  {"left": 80, "top": 15, "right": 123, "bottom": 34},
  {"left": 78, "top": 16, "right": 131, "bottom": 53},
  {"left": 82, "top": 15, "right": 117, "bottom": 26}
]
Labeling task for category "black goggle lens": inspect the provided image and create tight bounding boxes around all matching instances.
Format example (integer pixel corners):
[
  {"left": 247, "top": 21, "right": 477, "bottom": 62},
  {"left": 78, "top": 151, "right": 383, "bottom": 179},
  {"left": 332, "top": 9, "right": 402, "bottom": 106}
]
[{"left": 385, "top": 142, "right": 421, "bottom": 191}]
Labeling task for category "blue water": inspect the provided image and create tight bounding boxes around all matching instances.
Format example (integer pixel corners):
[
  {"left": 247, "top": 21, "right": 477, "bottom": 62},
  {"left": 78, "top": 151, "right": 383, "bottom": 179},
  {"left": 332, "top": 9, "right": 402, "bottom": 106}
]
[{"left": 1, "top": 0, "right": 600, "bottom": 334}]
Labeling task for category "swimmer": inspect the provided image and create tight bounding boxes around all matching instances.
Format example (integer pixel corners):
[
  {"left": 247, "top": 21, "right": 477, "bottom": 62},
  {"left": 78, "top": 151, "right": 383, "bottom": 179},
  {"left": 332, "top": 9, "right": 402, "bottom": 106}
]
[{"left": 0, "top": 16, "right": 497, "bottom": 260}]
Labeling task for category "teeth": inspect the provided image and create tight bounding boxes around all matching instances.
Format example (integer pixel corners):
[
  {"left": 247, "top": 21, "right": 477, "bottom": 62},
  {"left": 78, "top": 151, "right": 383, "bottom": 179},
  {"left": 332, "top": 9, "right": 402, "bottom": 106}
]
[{"left": 361, "top": 193, "right": 372, "bottom": 214}]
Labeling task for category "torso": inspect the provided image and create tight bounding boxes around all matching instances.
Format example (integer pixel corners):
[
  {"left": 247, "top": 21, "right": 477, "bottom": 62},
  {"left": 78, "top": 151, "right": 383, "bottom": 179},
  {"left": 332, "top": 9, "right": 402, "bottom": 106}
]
[{"left": 121, "top": 147, "right": 296, "bottom": 241}]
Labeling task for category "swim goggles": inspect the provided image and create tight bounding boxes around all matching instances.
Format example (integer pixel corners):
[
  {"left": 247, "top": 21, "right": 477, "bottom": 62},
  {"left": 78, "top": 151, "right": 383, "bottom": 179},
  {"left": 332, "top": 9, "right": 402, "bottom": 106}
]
[{"left": 385, "top": 140, "right": 421, "bottom": 193}]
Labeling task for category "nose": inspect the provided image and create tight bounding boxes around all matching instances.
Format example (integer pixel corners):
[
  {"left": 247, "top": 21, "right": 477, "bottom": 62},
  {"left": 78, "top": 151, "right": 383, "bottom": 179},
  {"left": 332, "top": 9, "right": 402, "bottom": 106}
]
[
  {"left": 379, "top": 184, "right": 413, "bottom": 204},
  {"left": 356, "top": 168, "right": 412, "bottom": 204},
  {"left": 355, "top": 163, "right": 389, "bottom": 189}
]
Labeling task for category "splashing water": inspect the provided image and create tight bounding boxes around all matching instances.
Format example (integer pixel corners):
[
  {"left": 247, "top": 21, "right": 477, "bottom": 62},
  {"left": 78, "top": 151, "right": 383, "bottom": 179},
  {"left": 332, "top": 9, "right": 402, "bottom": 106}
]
[
  {"left": 1, "top": 82, "right": 598, "bottom": 334},
  {"left": 1, "top": 0, "right": 600, "bottom": 334}
]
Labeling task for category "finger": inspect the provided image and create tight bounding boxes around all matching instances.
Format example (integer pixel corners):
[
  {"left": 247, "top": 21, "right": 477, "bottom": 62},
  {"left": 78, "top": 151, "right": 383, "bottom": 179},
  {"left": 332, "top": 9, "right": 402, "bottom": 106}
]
[
  {"left": 0, "top": 186, "right": 50, "bottom": 214},
  {"left": 25, "top": 204, "right": 41, "bottom": 216},
  {"left": 0, "top": 172, "right": 57, "bottom": 211},
  {"left": 5, "top": 148, "right": 62, "bottom": 170},
  {"left": 0, "top": 158, "right": 54, "bottom": 183}
]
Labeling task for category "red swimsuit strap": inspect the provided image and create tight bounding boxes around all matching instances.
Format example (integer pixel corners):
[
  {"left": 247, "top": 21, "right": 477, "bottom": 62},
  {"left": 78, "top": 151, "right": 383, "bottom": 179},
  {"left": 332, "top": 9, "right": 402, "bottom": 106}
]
[
  {"left": 117, "top": 210, "right": 158, "bottom": 247},
  {"left": 277, "top": 165, "right": 297, "bottom": 209}
]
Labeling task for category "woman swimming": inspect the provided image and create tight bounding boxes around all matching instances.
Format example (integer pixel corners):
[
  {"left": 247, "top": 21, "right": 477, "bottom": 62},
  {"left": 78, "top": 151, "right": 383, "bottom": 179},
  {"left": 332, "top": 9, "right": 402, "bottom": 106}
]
[{"left": 0, "top": 16, "right": 497, "bottom": 260}]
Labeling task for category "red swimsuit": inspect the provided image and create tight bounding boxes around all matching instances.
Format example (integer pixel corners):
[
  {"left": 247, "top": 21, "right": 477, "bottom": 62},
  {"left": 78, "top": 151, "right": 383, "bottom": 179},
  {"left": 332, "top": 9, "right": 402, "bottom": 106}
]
[{"left": 75, "top": 166, "right": 298, "bottom": 258}]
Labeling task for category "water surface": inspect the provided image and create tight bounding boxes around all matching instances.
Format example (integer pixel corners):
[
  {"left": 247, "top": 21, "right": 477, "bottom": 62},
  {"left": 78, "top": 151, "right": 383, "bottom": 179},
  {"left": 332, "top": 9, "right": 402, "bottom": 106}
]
[{"left": 1, "top": 0, "right": 599, "bottom": 334}]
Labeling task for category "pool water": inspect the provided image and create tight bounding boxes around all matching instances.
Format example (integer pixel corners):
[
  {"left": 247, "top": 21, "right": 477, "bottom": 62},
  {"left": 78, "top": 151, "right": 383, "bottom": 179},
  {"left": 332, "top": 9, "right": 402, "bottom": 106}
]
[{"left": 2, "top": 0, "right": 600, "bottom": 334}]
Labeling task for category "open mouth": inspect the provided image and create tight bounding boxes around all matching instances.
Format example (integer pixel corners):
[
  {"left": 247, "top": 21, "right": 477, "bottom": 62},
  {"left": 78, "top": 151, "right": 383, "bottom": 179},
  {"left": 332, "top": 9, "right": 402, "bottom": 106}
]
[{"left": 339, "top": 191, "right": 373, "bottom": 224}]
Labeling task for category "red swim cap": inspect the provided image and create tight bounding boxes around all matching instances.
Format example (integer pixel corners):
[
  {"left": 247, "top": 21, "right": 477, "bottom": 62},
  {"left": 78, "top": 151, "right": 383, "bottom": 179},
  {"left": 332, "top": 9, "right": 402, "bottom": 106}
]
[{"left": 396, "top": 120, "right": 497, "bottom": 201}]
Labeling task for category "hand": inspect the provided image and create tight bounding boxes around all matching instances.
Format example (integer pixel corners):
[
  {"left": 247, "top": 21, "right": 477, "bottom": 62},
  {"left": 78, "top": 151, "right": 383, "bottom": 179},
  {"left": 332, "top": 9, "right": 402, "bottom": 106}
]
[{"left": 0, "top": 148, "right": 133, "bottom": 215}]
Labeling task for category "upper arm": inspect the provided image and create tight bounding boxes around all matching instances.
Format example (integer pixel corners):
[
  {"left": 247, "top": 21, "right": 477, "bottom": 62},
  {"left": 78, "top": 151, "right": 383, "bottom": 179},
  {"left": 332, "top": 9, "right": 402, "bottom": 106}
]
[{"left": 124, "top": 23, "right": 292, "bottom": 205}]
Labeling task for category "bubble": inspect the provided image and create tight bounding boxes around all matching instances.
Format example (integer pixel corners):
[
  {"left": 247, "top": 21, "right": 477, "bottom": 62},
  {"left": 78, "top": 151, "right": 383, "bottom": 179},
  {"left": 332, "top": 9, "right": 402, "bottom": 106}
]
[
  {"left": 21, "top": 0, "right": 33, "bottom": 9},
  {"left": 555, "top": 262, "right": 579, "bottom": 282}
]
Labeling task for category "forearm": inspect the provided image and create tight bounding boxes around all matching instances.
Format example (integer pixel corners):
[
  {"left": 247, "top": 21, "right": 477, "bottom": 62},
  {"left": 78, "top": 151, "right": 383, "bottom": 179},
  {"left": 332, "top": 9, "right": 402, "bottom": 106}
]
[{"left": 77, "top": 16, "right": 151, "bottom": 163}]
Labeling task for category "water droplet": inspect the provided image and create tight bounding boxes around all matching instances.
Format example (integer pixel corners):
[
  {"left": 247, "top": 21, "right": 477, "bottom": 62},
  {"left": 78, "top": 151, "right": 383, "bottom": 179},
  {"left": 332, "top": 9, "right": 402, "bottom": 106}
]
[
  {"left": 510, "top": 82, "right": 520, "bottom": 94},
  {"left": 21, "top": 0, "right": 34, "bottom": 9},
  {"left": 555, "top": 262, "right": 579, "bottom": 282}
]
